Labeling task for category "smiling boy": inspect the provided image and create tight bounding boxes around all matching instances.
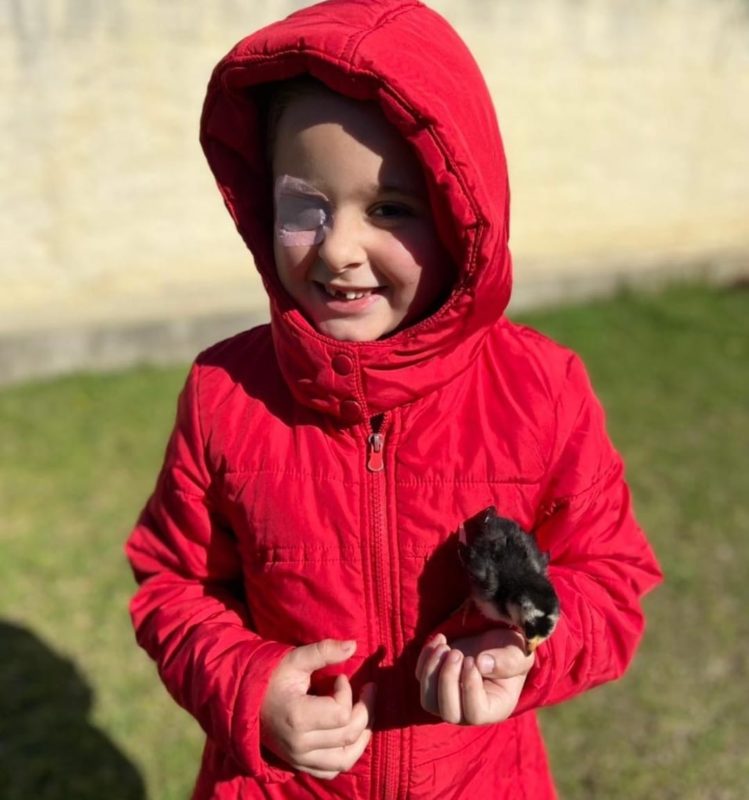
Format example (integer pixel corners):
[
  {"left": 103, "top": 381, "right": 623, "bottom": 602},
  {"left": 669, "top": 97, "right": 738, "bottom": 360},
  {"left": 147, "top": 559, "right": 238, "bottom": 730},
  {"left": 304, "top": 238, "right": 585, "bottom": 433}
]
[{"left": 126, "top": 2, "right": 662, "bottom": 798}]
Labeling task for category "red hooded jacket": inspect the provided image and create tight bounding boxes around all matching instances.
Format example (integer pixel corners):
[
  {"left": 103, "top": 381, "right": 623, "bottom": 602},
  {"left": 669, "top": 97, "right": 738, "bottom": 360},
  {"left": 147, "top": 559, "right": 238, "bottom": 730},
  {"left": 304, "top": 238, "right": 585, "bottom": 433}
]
[{"left": 126, "top": 2, "right": 663, "bottom": 797}]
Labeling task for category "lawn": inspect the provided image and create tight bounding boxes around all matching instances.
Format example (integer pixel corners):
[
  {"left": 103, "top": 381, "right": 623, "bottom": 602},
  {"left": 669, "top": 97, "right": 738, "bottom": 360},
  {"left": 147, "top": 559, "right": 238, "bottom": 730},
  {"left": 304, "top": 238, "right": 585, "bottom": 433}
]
[{"left": 1, "top": 282, "right": 747, "bottom": 799}]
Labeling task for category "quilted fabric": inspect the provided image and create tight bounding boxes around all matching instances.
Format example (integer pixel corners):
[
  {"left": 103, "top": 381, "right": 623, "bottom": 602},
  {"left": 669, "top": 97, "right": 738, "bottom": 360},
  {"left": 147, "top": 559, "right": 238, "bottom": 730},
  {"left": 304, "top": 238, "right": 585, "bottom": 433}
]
[{"left": 126, "top": 1, "right": 663, "bottom": 797}]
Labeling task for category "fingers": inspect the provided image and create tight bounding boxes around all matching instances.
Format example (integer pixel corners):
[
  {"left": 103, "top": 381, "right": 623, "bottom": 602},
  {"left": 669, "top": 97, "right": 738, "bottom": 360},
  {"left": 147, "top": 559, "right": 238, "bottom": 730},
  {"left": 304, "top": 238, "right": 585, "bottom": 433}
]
[
  {"left": 451, "top": 628, "right": 534, "bottom": 679},
  {"left": 415, "top": 633, "right": 447, "bottom": 680},
  {"left": 295, "top": 721, "right": 373, "bottom": 779},
  {"left": 287, "top": 638, "right": 357, "bottom": 675},
  {"left": 476, "top": 642, "right": 534, "bottom": 680},
  {"left": 296, "top": 694, "right": 373, "bottom": 755},
  {"left": 460, "top": 656, "right": 490, "bottom": 724},
  {"left": 437, "top": 649, "right": 464, "bottom": 724},
  {"left": 415, "top": 635, "right": 529, "bottom": 725},
  {"left": 437, "top": 652, "right": 519, "bottom": 725},
  {"left": 417, "top": 638, "right": 451, "bottom": 716},
  {"left": 299, "top": 766, "right": 341, "bottom": 781},
  {"left": 262, "top": 639, "right": 376, "bottom": 778},
  {"left": 306, "top": 675, "right": 355, "bottom": 732},
  {"left": 288, "top": 682, "right": 376, "bottom": 779},
  {"left": 333, "top": 672, "right": 353, "bottom": 714},
  {"left": 431, "top": 651, "right": 492, "bottom": 725}
]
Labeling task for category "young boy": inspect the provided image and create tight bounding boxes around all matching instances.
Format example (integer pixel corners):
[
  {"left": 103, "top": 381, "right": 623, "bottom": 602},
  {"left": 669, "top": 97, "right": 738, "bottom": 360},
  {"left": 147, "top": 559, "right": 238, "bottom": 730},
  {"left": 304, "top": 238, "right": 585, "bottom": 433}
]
[{"left": 126, "top": 2, "right": 662, "bottom": 798}]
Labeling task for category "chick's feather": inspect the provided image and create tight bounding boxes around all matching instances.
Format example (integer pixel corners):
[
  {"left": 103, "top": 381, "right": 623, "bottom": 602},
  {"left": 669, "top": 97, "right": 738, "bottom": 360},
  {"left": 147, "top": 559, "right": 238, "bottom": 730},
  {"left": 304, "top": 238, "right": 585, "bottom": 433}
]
[{"left": 458, "top": 506, "right": 560, "bottom": 650}]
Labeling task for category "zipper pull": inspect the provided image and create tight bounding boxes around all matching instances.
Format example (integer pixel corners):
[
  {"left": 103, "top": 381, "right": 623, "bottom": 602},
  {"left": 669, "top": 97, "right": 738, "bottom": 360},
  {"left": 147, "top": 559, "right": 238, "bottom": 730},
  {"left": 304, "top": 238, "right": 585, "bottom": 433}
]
[{"left": 367, "top": 432, "right": 385, "bottom": 472}]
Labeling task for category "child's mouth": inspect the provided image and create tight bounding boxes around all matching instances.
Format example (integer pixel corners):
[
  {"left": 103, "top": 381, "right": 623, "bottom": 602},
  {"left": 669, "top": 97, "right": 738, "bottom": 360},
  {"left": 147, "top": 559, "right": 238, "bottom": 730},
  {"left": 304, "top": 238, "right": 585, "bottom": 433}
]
[{"left": 317, "top": 283, "right": 384, "bottom": 302}]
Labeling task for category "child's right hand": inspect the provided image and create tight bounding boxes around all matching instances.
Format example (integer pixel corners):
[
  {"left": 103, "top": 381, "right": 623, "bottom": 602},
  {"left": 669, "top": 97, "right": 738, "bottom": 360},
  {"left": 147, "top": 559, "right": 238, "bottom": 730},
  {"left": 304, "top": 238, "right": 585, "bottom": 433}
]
[{"left": 259, "top": 639, "right": 376, "bottom": 780}]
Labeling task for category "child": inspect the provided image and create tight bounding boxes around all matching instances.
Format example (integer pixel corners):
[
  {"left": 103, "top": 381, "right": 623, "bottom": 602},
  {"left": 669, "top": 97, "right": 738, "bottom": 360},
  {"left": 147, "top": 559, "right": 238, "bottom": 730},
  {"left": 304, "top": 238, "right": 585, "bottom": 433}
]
[{"left": 126, "top": 1, "right": 662, "bottom": 798}]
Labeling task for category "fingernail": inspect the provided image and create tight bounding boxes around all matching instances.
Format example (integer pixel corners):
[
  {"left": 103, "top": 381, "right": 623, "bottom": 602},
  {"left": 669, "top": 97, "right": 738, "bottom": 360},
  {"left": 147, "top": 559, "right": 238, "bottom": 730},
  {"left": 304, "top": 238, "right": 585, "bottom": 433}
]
[
  {"left": 342, "top": 640, "right": 356, "bottom": 653},
  {"left": 477, "top": 654, "right": 495, "bottom": 674}
]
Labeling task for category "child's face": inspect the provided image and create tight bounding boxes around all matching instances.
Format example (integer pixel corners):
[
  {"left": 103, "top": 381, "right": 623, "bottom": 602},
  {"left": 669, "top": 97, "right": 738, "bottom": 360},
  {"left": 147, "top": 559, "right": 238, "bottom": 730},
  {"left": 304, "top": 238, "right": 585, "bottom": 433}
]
[{"left": 272, "top": 90, "right": 453, "bottom": 342}]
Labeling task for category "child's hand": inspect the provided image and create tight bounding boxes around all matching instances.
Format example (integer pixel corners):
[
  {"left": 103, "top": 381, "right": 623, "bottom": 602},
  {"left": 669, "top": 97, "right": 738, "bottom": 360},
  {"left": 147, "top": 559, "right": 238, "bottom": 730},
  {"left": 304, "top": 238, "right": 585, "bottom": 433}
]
[
  {"left": 415, "top": 629, "right": 534, "bottom": 725},
  {"left": 260, "top": 639, "right": 376, "bottom": 780}
]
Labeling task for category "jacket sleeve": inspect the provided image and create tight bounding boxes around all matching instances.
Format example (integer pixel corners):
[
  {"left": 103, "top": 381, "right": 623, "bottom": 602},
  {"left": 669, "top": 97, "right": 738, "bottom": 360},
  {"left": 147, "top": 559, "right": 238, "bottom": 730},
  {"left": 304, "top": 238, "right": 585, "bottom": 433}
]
[
  {"left": 513, "top": 353, "right": 663, "bottom": 715},
  {"left": 125, "top": 362, "right": 295, "bottom": 782}
]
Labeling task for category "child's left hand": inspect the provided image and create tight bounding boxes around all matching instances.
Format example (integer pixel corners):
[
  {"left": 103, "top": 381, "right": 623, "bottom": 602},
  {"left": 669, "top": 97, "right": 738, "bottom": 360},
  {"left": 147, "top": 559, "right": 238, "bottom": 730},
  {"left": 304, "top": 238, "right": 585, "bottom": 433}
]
[{"left": 415, "top": 629, "right": 534, "bottom": 725}]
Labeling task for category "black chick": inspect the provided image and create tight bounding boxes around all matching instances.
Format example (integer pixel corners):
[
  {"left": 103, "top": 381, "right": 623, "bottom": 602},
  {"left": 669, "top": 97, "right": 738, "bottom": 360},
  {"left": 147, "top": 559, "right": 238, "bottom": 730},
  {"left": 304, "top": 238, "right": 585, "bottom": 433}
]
[{"left": 458, "top": 506, "right": 560, "bottom": 652}]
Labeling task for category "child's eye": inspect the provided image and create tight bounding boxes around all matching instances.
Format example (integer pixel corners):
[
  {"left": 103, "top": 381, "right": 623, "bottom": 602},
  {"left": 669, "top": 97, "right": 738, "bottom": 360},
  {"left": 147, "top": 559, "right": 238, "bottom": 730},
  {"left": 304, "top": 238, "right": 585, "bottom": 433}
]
[{"left": 370, "top": 202, "right": 415, "bottom": 221}]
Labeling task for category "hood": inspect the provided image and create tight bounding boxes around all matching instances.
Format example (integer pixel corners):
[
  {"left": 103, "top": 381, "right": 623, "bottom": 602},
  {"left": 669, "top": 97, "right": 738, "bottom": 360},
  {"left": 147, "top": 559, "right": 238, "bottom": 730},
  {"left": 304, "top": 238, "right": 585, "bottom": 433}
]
[{"left": 200, "top": 0, "right": 512, "bottom": 424}]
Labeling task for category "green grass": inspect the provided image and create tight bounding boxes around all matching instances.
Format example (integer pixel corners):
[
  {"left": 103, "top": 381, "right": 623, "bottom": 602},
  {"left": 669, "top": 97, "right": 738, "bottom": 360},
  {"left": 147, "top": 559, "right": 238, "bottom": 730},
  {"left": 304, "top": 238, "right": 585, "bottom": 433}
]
[
  {"left": 518, "top": 283, "right": 749, "bottom": 799},
  {"left": 1, "top": 281, "right": 747, "bottom": 798},
  {"left": 0, "top": 366, "right": 202, "bottom": 799}
]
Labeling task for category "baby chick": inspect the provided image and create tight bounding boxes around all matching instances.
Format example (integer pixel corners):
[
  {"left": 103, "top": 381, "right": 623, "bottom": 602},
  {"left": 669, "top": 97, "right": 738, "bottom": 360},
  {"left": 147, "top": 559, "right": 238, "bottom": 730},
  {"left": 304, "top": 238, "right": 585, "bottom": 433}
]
[{"left": 458, "top": 506, "right": 560, "bottom": 653}]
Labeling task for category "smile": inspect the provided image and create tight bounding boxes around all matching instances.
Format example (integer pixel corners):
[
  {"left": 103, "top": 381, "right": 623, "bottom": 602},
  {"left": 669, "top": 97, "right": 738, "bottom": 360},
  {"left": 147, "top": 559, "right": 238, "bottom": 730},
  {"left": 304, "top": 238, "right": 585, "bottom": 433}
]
[{"left": 320, "top": 284, "right": 383, "bottom": 301}]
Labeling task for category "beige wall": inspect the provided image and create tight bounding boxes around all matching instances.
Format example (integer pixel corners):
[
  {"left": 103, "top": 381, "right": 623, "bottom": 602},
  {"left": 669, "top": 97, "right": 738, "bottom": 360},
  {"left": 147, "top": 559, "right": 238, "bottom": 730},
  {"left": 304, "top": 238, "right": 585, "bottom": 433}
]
[{"left": 2, "top": 0, "right": 748, "bottom": 336}]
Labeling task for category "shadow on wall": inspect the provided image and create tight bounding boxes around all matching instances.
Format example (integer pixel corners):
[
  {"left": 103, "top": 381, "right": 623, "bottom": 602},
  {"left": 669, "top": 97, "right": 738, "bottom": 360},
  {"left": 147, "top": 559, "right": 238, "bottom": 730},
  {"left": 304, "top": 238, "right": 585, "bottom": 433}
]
[{"left": 0, "top": 621, "right": 145, "bottom": 800}]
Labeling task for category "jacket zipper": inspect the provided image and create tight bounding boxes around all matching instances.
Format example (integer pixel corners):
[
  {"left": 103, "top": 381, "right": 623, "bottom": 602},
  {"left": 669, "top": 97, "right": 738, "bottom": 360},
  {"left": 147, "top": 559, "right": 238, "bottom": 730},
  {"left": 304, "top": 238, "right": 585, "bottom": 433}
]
[
  {"left": 364, "top": 412, "right": 401, "bottom": 800},
  {"left": 367, "top": 431, "right": 385, "bottom": 472}
]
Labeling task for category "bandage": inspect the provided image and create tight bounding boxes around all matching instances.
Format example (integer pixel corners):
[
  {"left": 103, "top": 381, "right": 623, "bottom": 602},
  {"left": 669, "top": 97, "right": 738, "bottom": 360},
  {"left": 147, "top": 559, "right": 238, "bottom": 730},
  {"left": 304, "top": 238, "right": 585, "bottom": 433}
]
[{"left": 274, "top": 175, "right": 331, "bottom": 246}]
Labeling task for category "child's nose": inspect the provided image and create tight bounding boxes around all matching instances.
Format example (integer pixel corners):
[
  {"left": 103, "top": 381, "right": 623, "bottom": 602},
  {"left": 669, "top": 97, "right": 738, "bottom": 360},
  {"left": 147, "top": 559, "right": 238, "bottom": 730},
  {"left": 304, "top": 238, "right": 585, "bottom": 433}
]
[{"left": 317, "top": 210, "right": 367, "bottom": 273}]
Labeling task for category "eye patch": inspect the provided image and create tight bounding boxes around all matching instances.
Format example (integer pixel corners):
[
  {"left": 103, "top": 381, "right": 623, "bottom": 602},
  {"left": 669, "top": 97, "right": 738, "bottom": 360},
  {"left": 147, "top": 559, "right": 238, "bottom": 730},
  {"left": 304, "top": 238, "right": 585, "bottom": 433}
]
[{"left": 274, "top": 175, "right": 332, "bottom": 247}]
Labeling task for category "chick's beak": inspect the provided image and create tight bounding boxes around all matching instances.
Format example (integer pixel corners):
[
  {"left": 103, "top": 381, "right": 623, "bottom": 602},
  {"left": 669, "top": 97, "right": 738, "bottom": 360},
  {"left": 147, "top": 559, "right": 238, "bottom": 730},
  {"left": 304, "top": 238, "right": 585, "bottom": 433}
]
[
  {"left": 458, "top": 523, "right": 467, "bottom": 546},
  {"left": 526, "top": 636, "right": 545, "bottom": 654}
]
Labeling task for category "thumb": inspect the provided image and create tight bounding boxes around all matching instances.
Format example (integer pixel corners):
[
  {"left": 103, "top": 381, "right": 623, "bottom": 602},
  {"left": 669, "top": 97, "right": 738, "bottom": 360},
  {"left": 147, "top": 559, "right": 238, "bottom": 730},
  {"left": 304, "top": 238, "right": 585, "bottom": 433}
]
[
  {"left": 477, "top": 646, "right": 534, "bottom": 679},
  {"left": 288, "top": 638, "right": 357, "bottom": 675}
]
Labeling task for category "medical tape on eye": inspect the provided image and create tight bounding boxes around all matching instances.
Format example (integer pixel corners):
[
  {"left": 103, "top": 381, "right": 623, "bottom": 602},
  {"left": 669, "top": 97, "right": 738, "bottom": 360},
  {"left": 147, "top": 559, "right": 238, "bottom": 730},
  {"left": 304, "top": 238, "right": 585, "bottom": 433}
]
[{"left": 274, "top": 175, "right": 331, "bottom": 247}]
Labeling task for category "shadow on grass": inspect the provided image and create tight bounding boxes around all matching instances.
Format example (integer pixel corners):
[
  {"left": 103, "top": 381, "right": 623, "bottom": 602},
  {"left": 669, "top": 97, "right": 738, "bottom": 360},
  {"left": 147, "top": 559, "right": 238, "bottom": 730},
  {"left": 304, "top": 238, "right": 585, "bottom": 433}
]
[{"left": 0, "top": 621, "right": 145, "bottom": 800}]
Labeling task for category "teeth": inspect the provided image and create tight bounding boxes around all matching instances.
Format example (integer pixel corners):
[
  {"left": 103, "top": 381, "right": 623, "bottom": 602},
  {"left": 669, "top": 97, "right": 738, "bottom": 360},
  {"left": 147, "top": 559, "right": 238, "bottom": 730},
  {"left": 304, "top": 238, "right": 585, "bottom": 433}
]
[{"left": 324, "top": 285, "right": 372, "bottom": 300}]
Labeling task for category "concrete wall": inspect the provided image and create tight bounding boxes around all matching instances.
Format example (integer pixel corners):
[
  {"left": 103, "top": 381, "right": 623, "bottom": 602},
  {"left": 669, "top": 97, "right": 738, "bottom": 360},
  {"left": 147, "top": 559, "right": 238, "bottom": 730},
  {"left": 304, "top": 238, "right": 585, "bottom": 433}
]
[{"left": 2, "top": 0, "right": 748, "bottom": 381}]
